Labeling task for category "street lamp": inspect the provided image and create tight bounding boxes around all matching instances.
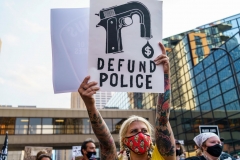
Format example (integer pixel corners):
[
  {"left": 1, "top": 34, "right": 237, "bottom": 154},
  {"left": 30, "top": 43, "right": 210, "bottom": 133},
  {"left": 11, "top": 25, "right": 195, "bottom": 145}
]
[{"left": 211, "top": 47, "right": 240, "bottom": 98}]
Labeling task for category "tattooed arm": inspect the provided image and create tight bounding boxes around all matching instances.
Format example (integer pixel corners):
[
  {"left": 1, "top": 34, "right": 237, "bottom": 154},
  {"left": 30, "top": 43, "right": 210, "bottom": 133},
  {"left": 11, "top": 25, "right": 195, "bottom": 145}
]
[
  {"left": 78, "top": 76, "right": 118, "bottom": 160},
  {"left": 154, "top": 43, "right": 176, "bottom": 160}
]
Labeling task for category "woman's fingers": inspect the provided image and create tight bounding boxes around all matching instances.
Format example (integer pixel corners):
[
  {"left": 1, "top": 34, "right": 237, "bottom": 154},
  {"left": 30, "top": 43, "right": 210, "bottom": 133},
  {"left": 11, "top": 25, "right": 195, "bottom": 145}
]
[
  {"left": 82, "top": 81, "right": 98, "bottom": 91},
  {"left": 79, "top": 76, "right": 90, "bottom": 92},
  {"left": 154, "top": 54, "right": 169, "bottom": 64},
  {"left": 83, "top": 86, "right": 100, "bottom": 97},
  {"left": 159, "top": 42, "right": 166, "bottom": 55},
  {"left": 154, "top": 57, "right": 169, "bottom": 65},
  {"left": 78, "top": 76, "right": 99, "bottom": 97}
]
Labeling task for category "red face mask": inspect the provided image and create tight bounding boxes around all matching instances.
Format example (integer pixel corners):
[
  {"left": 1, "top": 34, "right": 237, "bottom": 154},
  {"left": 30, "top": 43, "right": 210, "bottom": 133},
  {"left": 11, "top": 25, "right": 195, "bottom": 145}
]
[{"left": 124, "top": 132, "right": 151, "bottom": 154}]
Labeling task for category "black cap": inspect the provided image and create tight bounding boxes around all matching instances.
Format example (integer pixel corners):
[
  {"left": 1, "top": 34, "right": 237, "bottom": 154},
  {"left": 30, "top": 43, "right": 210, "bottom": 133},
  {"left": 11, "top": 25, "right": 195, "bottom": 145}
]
[
  {"left": 175, "top": 139, "right": 180, "bottom": 144},
  {"left": 220, "top": 137, "right": 224, "bottom": 141}
]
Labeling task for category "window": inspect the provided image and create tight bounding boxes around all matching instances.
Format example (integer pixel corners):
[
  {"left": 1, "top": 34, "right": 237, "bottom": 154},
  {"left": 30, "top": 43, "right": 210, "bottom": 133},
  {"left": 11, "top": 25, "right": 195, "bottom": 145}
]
[
  {"left": 223, "top": 89, "right": 238, "bottom": 104},
  {"left": 29, "top": 118, "right": 41, "bottom": 134},
  {"left": 213, "top": 49, "right": 225, "bottom": 61},
  {"left": 195, "top": 71, "right": 205, "bottom": 85},
  {"left": 211, "top": 96, "right": 224, "bottom": 109},
  {"left": 15, "top": 118, "right": 29, "bottom": 134},
  {"left": 0, "top": 117, "right": 15, "bottom": 135},
  {"left": 42, "top": 118, "right": 53, "bottom": 134},
  {"left": 205, "top": 64, "right": 216, "bottom": 78},
  {"left": 199, "top": 91, "right": 209, "bottom": 104},
  {"left": 193, "top": 63, "right": 203, "bottom": 75},
  {"left": 203, "top": 54, "right": 214, "bottom": 69},
  {"left": 200, "top": 102, "right": 211, "bottom": 111},
  {"left": 105, "top": 119, "right": 113, "bottom": 132},
  {"left": 112, "top": 119, "right": 126, "bottom": 134},
  {"left": 218, "top": 66, "right": 232, "bottom": 82},
  {"left": 221, "top": 77, "right": 235, "bottom": 93},
  {"left": 197, "top": 81, "right": 207, "bottom": 94},
  {"left": 234, "top": 59, "right": 240, "bottom": 72},
  {"left": 216, "top": 55, "right": 229, "bottom": 71},
  {"left": 209, "top": 85, "right": 221, "bottom": 99},
  {"left": 53, "top": 118, "right": 65, "bottom": 134}
]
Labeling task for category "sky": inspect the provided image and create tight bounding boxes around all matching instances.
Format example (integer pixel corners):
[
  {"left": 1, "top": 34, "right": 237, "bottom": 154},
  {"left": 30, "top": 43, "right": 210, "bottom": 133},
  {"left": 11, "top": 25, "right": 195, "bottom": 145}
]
[{"left": 0, "top": 0, "right": 240, "bottom": 108}]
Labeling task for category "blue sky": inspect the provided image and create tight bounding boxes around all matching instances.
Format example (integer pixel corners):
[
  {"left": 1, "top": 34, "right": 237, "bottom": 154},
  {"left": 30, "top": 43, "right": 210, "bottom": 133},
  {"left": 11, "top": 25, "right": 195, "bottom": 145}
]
[{"left": 0, "top": 0, "right": 240, "bottom": 108}]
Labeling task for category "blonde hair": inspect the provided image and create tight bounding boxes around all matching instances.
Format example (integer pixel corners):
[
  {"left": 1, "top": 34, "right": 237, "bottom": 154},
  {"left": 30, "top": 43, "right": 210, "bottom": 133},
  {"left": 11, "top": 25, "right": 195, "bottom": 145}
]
[
  {"left": 195, "top": 148, "right": 202, "bottom": 156},
  {"left": 118, "top": 115, "right": 154, "bottom": 158}
]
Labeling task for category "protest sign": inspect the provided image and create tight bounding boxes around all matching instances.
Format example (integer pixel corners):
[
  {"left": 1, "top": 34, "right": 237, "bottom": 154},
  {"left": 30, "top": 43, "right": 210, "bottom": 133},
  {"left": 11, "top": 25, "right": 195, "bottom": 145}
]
[
  {"left": 199, "top": 125, "right": 220, "bottom": 136},
  {"left": 88, "top": 0, "right": 164, "bottom": 93},
  {"left": 51, "top": 8, "right": 89, "bottom": 93}
]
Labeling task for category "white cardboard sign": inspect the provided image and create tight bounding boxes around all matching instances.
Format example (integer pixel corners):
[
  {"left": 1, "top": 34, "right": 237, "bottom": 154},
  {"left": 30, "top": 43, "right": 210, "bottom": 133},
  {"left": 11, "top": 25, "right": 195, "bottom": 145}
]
[
  {"left": 88, "top": 0, "right": 164, "bottom": 93},
  {"left": 51, "top": 8, "right": 89, "bottom": 93}
]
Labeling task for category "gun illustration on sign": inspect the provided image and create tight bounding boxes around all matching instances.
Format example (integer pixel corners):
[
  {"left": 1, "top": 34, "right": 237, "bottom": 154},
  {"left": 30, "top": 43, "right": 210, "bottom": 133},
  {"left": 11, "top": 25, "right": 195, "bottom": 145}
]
[{"left": 96, "top": 1, "right": 152, "bottom": 54}]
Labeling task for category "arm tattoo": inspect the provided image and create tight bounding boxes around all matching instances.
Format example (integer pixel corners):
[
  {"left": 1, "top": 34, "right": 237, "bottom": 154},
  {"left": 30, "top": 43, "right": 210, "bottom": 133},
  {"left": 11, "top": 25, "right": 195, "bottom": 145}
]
[
  {"left": 156, "top": 128, "right": 175, "bottom": 156},
  {"left": 87, "top": 110, "right": 118, "bottom": 159},
  {"left": 155, "top": 74, "right": 175, "bottom": 157}
]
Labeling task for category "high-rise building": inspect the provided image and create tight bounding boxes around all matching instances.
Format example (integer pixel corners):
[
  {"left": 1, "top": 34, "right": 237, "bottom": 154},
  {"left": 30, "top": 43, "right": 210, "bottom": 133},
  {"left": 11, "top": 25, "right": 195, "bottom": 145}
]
[
  {"left": 71, "top": 92, "right": 86, "bottom": 109},
  {"left": 94, "top": 92, "right": 114, "bottom": 109},
  {"left": 71, "top": 92, "right": 114, "bottom": 109},
  {"left": 106, "top": 13, "right": 240, "bottom": 155}
]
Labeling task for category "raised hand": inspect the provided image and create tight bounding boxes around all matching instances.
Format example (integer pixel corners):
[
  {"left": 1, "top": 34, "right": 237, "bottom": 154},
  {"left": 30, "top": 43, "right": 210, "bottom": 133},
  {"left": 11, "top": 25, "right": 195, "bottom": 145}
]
[
  {"left": 154, "top": 42, "right": 170, "bottom": 74},
  {"left": 78, "top": 76, "right": 100, "bottom": 105}
]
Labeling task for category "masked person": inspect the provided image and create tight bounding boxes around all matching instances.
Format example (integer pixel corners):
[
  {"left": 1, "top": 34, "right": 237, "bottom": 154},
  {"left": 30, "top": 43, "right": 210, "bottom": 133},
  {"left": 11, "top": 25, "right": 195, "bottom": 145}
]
[
  {"left": 81, "top": 139, "right": 97, "bottom": 160},
  {"left": 219, "top": 137, "right": 236, "bottom": 160},
  {"left": 78, "top": 43, "right": 176, "bottom": 160},
  {"left": 176, "top": 140, "right": 186, "bottom": 160},
  {"left": 185, "top": 133, "right": 223, "bottom": 160}
]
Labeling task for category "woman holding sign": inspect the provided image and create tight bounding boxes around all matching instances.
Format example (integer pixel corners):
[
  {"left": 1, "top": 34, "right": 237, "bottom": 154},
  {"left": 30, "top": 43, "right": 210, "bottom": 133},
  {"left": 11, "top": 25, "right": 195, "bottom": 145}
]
[{"left": 78, "top": 43, "right": 175, "bottom": 160}]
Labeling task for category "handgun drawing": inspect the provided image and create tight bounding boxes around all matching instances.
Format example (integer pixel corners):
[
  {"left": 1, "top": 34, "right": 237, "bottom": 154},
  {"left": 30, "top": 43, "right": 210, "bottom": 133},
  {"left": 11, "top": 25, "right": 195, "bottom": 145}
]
[{"left": 95, "top": 1, "right": 152, "bottom": 54}]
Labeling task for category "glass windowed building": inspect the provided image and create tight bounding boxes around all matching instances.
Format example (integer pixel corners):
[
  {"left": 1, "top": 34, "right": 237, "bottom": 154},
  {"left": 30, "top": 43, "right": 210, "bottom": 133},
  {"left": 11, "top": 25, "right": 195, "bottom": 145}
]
[{"left": 106, "top": 13, "right": 240, "bottom": 156}]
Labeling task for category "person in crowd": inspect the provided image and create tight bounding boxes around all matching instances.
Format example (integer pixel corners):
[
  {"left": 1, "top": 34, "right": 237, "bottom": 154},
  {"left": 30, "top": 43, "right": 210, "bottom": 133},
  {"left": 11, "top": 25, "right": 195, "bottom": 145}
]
[
  {"left": 219, "top": 137, "right": 236, "bottom": 160},
  {"left": 233, "top": 155, "right": 240, "bottom": 160},
  {"left": 81, "top": 138, "right": 97, "bottom": 160},
  {"left": 176, "top": 140, "right": 186, "bottom": 160},
  {"left": 36, "top": 150, "right": 52, "bottom": 160},
  {"left": 78, "top": 42, "right": 176, "bottom": 160},
  {"left": 185, "top": 133, "right": 223, "bottom": 160},
  {"left": 220, "top": 137, "right": 224, "bottom": 146}
]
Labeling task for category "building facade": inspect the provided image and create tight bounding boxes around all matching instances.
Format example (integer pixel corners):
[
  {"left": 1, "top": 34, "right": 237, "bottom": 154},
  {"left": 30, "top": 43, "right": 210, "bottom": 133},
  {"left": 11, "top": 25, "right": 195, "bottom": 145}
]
[
  {"left": 71, "top": 92, "right": 114, "bottom": 109},
  {"left": 0, "top": 107, "right": 155, "bottom": 160},
  {"left": 105, "top": 14, "right": 240, "bottom": 156},
  {"left": 71, "top": 92, "right": 86, "bottom": 109}
]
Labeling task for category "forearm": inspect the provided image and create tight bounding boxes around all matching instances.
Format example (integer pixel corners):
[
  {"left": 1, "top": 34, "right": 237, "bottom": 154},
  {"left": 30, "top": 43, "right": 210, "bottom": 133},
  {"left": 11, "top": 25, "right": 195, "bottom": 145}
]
[
  {"left": 155, "top": 74, "right": 175, "bottom": 158},
  {"left": 85, "top": 102, "right": 117, "bottom": 159}
]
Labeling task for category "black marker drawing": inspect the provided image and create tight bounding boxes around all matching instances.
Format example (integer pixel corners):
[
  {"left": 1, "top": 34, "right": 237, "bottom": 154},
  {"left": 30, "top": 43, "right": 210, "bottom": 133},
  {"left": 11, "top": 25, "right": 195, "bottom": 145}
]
[
  {"left": 95, "top": 1, "right": 153, "bottom": 55},
  {"left": 142, "top": 41, "right": 154, "bottom": 58}
]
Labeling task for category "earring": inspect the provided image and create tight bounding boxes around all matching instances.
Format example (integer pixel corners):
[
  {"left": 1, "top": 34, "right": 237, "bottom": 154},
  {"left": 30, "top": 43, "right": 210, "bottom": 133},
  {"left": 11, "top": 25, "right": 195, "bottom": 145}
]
[
  {"left": 125, "top": 146, "right": 130, "bottom": 160},
  {"left": 147, "top": 143, "right": 154, "bottom": 159}
]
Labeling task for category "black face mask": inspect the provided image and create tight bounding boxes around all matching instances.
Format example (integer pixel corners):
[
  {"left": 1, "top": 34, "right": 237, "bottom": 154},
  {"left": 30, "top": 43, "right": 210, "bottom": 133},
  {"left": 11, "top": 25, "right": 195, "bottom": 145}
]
[
  {"left": 206, "top": 144, "right": 223, "bottom": 157},
  {"left": 86, "top": 151, "right": 96, "bottom": 159},
  {"left": 176, "top": 149, "right": 181, "bottom": 156}
]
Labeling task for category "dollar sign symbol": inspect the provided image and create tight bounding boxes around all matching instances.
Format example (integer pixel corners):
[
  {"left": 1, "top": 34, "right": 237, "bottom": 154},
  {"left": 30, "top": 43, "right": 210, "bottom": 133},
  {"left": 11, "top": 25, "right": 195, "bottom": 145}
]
[
  {"left": 142, "top": 41, "right": 154, "bottom": 59},
  {"left": 145, "top": 46, "right": 152, "bottom": 56}
]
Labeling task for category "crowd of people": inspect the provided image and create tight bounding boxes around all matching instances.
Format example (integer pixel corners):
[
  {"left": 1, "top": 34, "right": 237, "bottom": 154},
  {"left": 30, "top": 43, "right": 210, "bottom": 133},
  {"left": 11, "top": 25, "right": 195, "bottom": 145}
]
[
  {"left": 34, "top": 42, "right": 238, "bottom": 160},
  {"left": 76, "top": 42, "right": 238, "bottom": 160}
]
